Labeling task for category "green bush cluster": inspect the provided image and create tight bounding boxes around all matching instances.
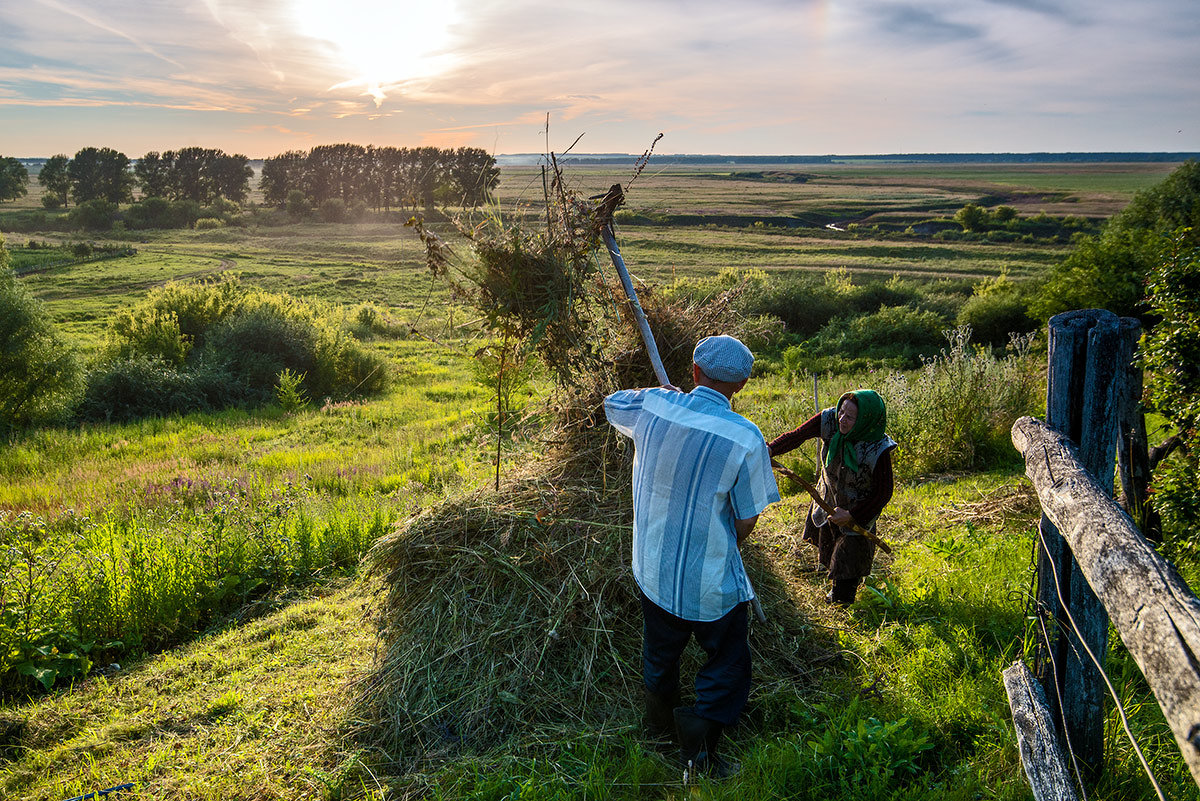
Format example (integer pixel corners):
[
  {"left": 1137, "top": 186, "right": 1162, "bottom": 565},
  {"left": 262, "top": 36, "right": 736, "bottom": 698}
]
[{"left": 81, "top": 277, "right": 388, "bottom": 422}]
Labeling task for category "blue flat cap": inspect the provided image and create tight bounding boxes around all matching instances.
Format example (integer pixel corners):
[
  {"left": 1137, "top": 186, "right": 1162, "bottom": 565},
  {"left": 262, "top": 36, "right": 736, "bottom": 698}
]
[{"left": 693, "top": 335, "right": 754, "bottom": 383}]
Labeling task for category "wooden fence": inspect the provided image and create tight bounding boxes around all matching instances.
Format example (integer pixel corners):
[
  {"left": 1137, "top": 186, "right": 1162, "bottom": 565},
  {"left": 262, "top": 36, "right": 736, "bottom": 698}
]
[{"left": 1006, "top": 309, "right": 1200, "bottom": 798}]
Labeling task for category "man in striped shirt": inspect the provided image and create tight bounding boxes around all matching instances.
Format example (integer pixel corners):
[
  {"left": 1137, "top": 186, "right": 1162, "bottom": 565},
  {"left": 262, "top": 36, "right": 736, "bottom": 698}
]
[{"left": 605, "top": 335, "right": 779, "bottom": 777}]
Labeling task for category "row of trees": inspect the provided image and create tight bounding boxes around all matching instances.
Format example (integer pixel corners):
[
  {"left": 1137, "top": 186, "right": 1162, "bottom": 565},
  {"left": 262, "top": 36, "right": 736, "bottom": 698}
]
[
  {"left": 259, "top": 144, "right": 499, "bottom": 211},
  {"left": 2, "top": 143, "right": 500, "bottom": 213},
  {"left": 33, "top": 147, "right": 253, "bottom": 209}
]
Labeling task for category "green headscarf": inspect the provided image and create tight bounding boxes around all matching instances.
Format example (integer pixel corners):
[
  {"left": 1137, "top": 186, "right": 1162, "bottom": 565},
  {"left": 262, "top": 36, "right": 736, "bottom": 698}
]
[{"left": 825, "top": 390, "right": 888, "bottom": 474}]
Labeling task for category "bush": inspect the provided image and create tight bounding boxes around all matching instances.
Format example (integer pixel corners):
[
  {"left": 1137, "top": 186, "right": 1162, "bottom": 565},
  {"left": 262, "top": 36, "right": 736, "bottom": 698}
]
[
  {"left": 956, "top": 274, "right": 1036, "bottom": 347},
  {"left": 68, "top": 199, "right": 118, "bottom": 231},
  {"left": 77, "top": 356, "right": 233, "bottom": 422},
  {"left": 0, "top": 258, "right": 84, "bottom": 432},
  {"left": 40, "top": 194, "right": 62, "bottom": 210},
  {"left": 206, "top": 307, "right": 320, "bottom": 401},
  {"left": 194, "top": 217, "right": 224, "bottom": 230},
  {"left": 104, "top": 307, "right": 191, "bottom": 366},
  {"left": 286, "top": 190, "right": 310, "bottom": 219}
]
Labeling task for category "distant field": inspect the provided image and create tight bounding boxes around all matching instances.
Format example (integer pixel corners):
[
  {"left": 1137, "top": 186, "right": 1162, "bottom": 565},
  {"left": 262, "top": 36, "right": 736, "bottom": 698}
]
[{"left": 1, "top": 160, "right": 1181, "bottom": 350}]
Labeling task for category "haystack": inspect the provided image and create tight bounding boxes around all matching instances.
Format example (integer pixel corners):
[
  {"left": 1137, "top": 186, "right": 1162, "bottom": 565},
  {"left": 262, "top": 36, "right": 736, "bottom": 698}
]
[{"left": 355, "top": 171, "right": 839, "bottom": 776}]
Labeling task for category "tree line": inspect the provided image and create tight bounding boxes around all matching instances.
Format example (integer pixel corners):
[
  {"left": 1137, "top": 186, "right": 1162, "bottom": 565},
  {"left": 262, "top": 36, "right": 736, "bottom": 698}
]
[
  {"left": 259, "top": 144, "right": 498, "bottom": 211},
  {"left": 0, "top": 144, "right": 499, "bottom": 212}
]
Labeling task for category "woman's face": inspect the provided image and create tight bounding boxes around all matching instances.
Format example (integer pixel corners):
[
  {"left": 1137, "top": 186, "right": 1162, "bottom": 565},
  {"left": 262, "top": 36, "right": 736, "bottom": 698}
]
[{"left": 837, "top": 399, "right": 858, "bottom": 435}]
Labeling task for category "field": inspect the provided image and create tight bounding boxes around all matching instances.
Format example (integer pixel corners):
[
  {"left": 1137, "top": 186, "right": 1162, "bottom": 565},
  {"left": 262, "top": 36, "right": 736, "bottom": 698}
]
[{"left": 2, "top": 160, "right": 1197, "bottom": 800}]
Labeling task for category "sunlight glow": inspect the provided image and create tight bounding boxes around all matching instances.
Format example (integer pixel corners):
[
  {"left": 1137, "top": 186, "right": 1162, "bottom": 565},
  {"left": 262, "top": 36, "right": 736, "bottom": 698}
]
[{"left": 290, "top": 0, "right": 459, "bottom": 106}]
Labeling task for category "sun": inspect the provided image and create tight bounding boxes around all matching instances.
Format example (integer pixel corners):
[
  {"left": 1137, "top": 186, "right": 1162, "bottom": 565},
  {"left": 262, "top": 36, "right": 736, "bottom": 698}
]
[{"left": 290, "top": 0, "right": 459, "bottom": 105}]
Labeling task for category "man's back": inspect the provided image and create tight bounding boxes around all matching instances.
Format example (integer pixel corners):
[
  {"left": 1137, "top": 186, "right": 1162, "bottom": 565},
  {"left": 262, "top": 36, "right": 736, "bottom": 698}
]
[{"left": 605, "top": 385, "right": 779, "bottom": 621}]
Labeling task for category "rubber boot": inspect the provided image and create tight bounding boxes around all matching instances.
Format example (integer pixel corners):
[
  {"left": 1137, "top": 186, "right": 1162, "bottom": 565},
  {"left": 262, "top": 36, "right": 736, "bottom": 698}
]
[
  {"left": 643, "top": 687, "right": 677, "bottom": 742},
  {"left": 674, "top": 707, "right": 738, "bottom": 779}
]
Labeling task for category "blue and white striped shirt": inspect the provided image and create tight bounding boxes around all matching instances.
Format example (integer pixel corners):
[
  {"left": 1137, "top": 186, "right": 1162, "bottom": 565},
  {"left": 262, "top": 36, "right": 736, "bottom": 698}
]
[{"left": 605, "top": 385, "right": 780, "bottom": 621}]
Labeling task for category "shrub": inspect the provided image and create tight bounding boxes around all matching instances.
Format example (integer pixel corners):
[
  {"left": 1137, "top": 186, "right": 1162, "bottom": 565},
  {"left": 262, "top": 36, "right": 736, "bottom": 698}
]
[
  {"left": 286, "top": 190, "right": 310, "bottom": 219},
  {"left": 0, "top": 259, "right": 84, "bottom": 432},
  {"left": 40, "top": 194, "right": 62, "bottom": 210},
  {"left": 206, "top": 307, "right": 320, "bottom": 401},
  {"left": 194, "top": 217, "right": 224, "bottom": 230},
  {"left": 104, "top": 307, "right": 191, "bottom": 366},
  {"left": 77, "top": 356, "right": 220, "bottom": 422},
  {"left": 956, "top": 274, "right": 1036, "bottom": 347},
  {"left": 320, "top": 197, "right": 347, "bottom": 223}
]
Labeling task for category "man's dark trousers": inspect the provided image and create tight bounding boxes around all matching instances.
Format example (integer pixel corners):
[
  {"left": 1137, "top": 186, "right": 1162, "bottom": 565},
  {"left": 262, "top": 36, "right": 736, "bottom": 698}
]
[{"left": 639, "top": 589, "right": 750, "bottom": 727}]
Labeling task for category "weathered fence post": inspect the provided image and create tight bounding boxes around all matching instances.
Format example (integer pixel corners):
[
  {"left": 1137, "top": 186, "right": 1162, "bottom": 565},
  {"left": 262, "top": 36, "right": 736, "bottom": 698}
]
[{"left": 1036, "top": 309, "right": 1141, "bottom": 777}]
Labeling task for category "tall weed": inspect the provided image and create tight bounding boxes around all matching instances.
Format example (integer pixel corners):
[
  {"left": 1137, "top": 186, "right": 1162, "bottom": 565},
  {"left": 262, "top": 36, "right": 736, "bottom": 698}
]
[
  {"left": 883, "top": 327, "right": 1041, "bottom": 477},
  {"left": 0, "top": 496, "right": 393, "bottom": 693}
]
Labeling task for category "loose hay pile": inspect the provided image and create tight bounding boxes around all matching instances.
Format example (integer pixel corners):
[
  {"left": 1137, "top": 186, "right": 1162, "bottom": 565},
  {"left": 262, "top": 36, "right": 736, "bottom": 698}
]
[{"left": 355, "top": 168, "right": 836, "bottom": 777}]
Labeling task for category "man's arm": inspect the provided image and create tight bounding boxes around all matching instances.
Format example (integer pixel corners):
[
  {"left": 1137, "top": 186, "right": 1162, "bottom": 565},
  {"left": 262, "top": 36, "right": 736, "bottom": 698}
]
[{"left": 734, "top": 514, "right": 759, "bottom": 545}]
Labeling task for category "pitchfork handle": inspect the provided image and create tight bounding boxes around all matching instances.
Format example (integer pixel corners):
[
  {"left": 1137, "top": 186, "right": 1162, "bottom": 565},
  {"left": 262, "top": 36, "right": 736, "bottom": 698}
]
[{"left": 601, "top": 227, "right": 671, "bottom": 388}]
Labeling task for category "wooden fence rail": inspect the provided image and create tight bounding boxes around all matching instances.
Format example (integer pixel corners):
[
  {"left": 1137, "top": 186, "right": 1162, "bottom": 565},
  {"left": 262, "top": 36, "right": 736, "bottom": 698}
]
[{"left": 1012, "top": 414, "right": 1200, "bottom": 787}]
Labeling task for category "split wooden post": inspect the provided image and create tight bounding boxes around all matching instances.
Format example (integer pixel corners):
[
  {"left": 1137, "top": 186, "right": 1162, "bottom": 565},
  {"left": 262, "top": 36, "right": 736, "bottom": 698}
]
[
  {"left": 1013, "top": 415, "right": 1200, "bottom": 787},
  {"left": 1003, "top": 660, "right": 1081, "bottom": 801},
  {"left": 1035, "top": 309, "right": 1140, "bottom": 777}
]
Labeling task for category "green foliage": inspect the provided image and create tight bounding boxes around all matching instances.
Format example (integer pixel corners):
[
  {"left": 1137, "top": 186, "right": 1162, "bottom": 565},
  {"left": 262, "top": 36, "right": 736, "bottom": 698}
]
[
  {"left": 954, "top": 203, "right": 987, "bottom": 232},
  {"left": 883, "top": 327, "right": 1040, "bottom": 476},
  {"left": 104, "top": 307, "right": 191, "bottom": 366},
  {"left": 800, "top": 305, "right": 950, "bottom": 370},
  {"left": 37, "top": 155, "right": 70, "bottom": 208},
  {"left": 0, "top": 261, "right": 84, "bottom": 433},
  {"left": 194, "top": 217, "right": 224, "bottom": 230},
  {"left": 1144, "top": 230, "right": 1200, "bottom": 547},
  {"left": 67, "top": 146, "right": 134, "bottom": 204},
  {"left": 320, "top": 197, "right": 347, "bottom": 223},
  {"left": 77, "top": 356, "right": 233, "bottom": 422},
  {"left": 802, "top": 703, "right": 934, "bottom": 792},
  {"left": 286, "top": 189, "right": 310, "bottom": 218}
]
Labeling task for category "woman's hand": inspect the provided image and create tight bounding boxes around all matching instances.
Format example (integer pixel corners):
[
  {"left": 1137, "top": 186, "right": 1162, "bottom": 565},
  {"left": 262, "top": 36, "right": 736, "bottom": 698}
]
[{"left": 829, "top": 506, "right": 855, "bottom": 528}]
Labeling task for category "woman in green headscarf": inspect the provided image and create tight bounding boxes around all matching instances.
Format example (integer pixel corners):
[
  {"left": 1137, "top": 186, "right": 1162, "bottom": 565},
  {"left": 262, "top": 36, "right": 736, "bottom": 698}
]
[{"left": 767, "top": 390, "right": 898, "bottom": 605}]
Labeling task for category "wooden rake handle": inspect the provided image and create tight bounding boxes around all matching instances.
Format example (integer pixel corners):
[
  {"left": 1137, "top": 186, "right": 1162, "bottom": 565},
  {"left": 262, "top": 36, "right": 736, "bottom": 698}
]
[{"left": 771, "top": 459, "right": 893, "bottom": 555}]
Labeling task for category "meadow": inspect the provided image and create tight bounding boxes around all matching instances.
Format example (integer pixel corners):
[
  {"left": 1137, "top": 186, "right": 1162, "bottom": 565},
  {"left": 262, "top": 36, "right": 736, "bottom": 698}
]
[{"left": 2, "top": 160, "right": 1196, "bottom": 800}]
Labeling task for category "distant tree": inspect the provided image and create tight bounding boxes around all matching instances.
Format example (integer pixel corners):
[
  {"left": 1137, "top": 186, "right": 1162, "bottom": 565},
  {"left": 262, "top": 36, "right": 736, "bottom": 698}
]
[
  {"left": 209, "top": 153, "right": 253, "bottom": 202},
  {"left": 286, "top": 189, "right": 310, "bottom": 219},
  {"left": 450, "top": 147, "right": 500, "bottom": 207},
  {"left": 410, "top": 146, "right": 445, "bottom": 210},
  {"left": 954, "top": 203, "right": 988, "bottom": 232},
  {"left": 1032, "top": 160, "right": 1200, "bottom": 321},
  {"left": 0, "top": 157, "right": 29, "bottom": 202},
  {"left": 68, "top": 147, "right": 134, "bottom": 204},
  {"left": 260, "top": 151, "right": 307, "bottom": 208},
  {"left": 169, "top": 147, "right": 219, "bottom": 203},
  {"left": 135, "top": 151, "right": 174, "bottom": 199},
  {"left": 37, "top": 154, "right": 71, "bottom": 208},
  {"left": 0, "top": 235, "right": 84, "bottom": 432}
]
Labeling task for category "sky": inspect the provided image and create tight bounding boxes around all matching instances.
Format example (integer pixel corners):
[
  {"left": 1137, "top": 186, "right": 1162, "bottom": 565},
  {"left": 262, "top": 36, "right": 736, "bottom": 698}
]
[{"left": 1, "top": 0, "right": 1198, "bottom": 158}]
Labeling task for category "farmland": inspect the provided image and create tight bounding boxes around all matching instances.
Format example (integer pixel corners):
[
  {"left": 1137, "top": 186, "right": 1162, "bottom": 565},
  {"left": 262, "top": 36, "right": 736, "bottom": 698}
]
[{"left": 2, "top": 160, "right": 1197, "bottom": 800}]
